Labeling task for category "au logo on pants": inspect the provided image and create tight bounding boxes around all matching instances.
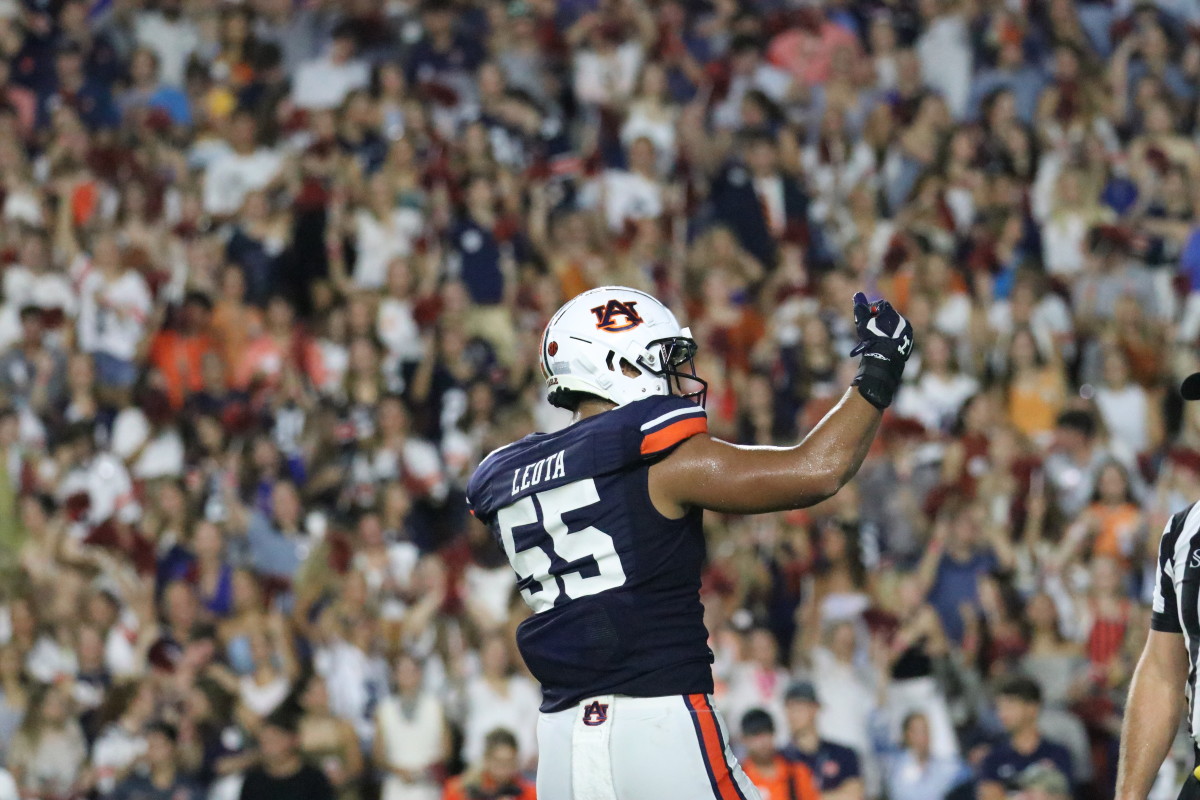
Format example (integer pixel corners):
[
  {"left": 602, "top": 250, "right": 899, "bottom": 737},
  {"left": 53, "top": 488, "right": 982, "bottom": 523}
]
[{"left": 582, "top": 701, "right": 609, "bottom": 726}]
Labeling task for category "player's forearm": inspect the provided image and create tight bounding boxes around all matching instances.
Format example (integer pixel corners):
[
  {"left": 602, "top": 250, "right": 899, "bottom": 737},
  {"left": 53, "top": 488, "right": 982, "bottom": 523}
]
[
  {"left": 1116, "top": 652, "right": 1184, "bottom": 800},
  {"left": 790, "top": 388, "right": 882, "bottom": 501}
]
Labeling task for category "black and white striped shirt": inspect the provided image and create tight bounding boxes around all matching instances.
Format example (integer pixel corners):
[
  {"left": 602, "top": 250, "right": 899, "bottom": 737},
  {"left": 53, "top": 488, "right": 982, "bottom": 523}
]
[{"left": 1151, "top": 502, "right": 1200, "bottom": 739}]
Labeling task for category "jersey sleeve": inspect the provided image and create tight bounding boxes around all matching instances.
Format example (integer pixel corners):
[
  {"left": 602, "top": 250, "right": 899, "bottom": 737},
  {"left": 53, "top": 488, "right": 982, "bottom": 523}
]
[
  {"left": 1152, "top": 514, "right": 1184, "bottom": 633},
  {"left": 634, "top": 396, "right": 708, "bottom": 459}
]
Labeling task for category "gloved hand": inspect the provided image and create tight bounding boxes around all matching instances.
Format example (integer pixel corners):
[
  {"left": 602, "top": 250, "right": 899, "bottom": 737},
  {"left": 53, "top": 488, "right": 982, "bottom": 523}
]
[{"left": 849, "top": 292, "right": 914, "bottom": 410}]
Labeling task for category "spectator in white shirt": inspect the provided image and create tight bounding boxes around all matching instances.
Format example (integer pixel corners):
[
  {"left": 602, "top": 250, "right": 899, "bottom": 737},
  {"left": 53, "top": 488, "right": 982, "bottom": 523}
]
[
  {"left": 723, "top": 627, "right": 791, "bottom": 747},
  {"left": 202, "top": 110, "right": 284, "bottom": 218},
  {"left": 619, "top": 62, "right": 679, "bottom": 174},
  {"left": 0, "top": 232, "right": 76, "bottom": 347},
  {"left": 91, "top": 680, "right": 155, "bottom": 796},
  {"left": 374, "top": 653, "right": 447, "bottom": 800},
  {"left": 350, "top": 510, "right": 419, "bottom": 621},
  {"left": 133, "top": 0, "right": 199, "bottom": 88},
  {"left": 580, "top": 136, "right": 663, "bottom": 232},
  {"left": 84, "top": 590, "right": 140, "bottom": 679},
  {"left": 571, "top": 12, "right": 653, "bottom": 109},
  {"left": 893, "top": 332, "right": 980, "bottom": 434},
  {"left": 71, "top": 231, "right": 153, "bottom": 394},
  {"left": 1036, "top": 167, "right": 1114, "bottom": 281},
  {"left": 291, "top": 21, "right": 370, "bottom": 112},
  {"left": 1093, "top": 348, "right": 1160, "bottom": 456},
  {"left": 55, "top": 423, "right": 142, "bottom": 532},
  {"left": 376, "top": 259, "right": 426, "bottom": 371},
  {"left": 110, "top": 389, "right": 185, "bottom": 480},
  {"left": 811, "top": 621, "right": 883, "bottom": 794},
  {"left": 916, "top": 0, "right": 973, "bottom": 119},
  {"left": 343, "top": 173, "right": 423, "bottom": 292},
  {"left": 461, "top": 635, "right": 539, "bottom": 768}
]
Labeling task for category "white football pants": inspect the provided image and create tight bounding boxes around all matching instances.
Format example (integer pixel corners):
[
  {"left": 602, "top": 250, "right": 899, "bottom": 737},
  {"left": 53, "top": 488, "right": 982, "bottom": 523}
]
[{"left": 536, "top": 693, "right": 762, "bottom": 800}]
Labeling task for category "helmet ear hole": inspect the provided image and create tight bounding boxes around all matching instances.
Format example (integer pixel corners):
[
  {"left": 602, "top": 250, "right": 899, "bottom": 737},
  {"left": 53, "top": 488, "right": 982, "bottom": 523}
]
[{"left": 603, "top": 352, "right": 641, "bottom": 377}]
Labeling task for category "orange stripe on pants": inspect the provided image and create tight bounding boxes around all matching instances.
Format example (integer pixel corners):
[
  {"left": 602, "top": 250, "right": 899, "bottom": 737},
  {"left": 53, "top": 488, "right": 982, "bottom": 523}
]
[{"left": 685, "top": 694, "right": 744, "bottom": 800}]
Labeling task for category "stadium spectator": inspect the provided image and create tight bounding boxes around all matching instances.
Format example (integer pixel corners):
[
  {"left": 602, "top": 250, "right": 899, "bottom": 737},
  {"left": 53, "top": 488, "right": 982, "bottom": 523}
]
[
  {"left": 292, "top": 21, "right": 370, "bottom": 112},
  {"left": 7, "top": 683, "right": 88, "bottom": 798},
  {"left": 91, "top": 679, "right": 156, "bottom": 795},
  {"left": 442, "top": 728, "right": 536, "bottom": 800},
  {"left": 110, "top": 721, "right": 202, "bottom": 800},
  {"left": 740, "top": 708, "right": 820, "bottom": 800},
  {"left": 781, "top": 681, "right": 865, "bottom": 800},
  {"left": 882, "top": 712, "right": 968, "bottom": 800},
  {"left": 375, "top": 652, "right": 447, "bottom": 800},
  {"left": 297, "top": 674, "right": 364, "bottom": 800},
  {"left": 460, "top": 634, "right": 539, "bottom": 769},
  {"left": 238, "top": 708, "right": 334, "bottom": 800},
  {"left": 977, "top": 677, "right": 1073, "bottom": 800},
  {"left": 201, "top": 110, "right": 284, "bottom": 218}
]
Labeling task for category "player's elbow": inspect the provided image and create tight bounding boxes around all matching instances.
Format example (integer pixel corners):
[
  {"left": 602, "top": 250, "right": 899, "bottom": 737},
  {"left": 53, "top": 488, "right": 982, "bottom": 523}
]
[
  {"left": 815, "top": 474, "right": 848, "bottom": 504},
  {"left": 791, "top": 469, "right": 847, "bottom": 508}
]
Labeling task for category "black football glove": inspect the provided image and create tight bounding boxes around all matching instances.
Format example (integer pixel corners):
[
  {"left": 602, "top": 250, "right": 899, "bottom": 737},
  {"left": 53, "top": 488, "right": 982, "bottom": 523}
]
[{"left": 849, "top": 292, "right": 914, "bottom": 410}]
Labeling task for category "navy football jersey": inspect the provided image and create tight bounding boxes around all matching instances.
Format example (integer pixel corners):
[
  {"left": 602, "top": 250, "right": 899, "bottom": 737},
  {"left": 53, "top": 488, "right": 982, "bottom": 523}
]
[{"left": 466, "top": 395, "right": 713, "bottom": 712}]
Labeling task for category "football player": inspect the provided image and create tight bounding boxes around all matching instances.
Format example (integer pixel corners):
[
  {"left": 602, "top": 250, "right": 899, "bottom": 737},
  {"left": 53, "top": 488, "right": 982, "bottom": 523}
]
[{"left": 466, "top": 286, "right": 913, "bottom": 800}]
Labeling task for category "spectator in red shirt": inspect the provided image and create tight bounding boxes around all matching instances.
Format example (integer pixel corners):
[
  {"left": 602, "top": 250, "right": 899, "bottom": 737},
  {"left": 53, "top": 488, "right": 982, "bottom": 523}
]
[{"left": 766, "top": 7, "right": 860, "bottom": 87}]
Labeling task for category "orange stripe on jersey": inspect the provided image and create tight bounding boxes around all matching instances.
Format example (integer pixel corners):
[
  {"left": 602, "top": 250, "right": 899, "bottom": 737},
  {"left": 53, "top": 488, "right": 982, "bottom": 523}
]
[
  {"left": 685, "top": 694, "right": 745, "bottom": 800},
  {"left": 641, "top": 416, "right": 707, "bottom": 455}
]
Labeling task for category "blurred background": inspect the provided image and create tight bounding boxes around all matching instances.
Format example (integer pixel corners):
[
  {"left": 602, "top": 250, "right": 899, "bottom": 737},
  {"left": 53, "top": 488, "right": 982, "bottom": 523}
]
[{"left": 0, "top": 0, "right": 1197, "bottom": 798}]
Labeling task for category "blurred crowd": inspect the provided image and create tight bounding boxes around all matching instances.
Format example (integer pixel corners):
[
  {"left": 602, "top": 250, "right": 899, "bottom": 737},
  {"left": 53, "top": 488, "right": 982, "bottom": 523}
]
[{"left": 2, "top": 0, "right": 1200, "bottom": 799}]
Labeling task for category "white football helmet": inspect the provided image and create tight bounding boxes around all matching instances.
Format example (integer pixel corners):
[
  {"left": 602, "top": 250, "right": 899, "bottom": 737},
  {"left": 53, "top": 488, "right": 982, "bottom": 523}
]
[{"left": 540, "top": 286, "right": 706, "bottom": 409}]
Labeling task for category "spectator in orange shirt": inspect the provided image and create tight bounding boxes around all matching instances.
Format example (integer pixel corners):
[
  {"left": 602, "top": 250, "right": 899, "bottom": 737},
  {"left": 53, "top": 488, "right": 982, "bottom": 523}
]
[
  {"left": 1056, "top": 461, "right": 1145, "bottom": 569},
  {"left": 443, "top": 728, "right": 536, "bottom": 800},
  {"left": 232, "top": 294, "right": 326, "bottom": 393},
  {"left": 739, "top": 709, "right": 820, "bottom": 800},
  {"left": 149, "top": 291, "right": 215, "bottom": 408}
]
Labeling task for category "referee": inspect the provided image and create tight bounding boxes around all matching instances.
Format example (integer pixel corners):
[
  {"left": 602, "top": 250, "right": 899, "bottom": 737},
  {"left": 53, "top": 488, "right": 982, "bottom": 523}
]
[{"left": 1116, "top": 373, "right": 1200, "bottom": 800}]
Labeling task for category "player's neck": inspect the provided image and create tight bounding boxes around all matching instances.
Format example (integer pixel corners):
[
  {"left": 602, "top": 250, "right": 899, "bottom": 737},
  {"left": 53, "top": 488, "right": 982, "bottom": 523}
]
[{"left": 576, "top": 398, "right": 617, "bottom": 420}]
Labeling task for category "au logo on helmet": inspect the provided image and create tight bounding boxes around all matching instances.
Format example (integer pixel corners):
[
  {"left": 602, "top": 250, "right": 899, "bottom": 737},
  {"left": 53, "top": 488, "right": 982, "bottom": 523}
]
[{"left": 591, "top": 299, "right": 643, "bottom": 332}]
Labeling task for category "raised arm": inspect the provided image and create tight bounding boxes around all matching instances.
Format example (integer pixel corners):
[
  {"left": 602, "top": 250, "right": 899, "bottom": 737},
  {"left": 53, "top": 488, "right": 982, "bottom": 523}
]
[
  {"left": 650, "top": 294, "right": 913, "bottom": 515},
  {"left": 649, "top": 390, "right": 880, "bottom": 514},
  {"left": 53, "top": 177, "right": 81, "bottom": 266}
]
